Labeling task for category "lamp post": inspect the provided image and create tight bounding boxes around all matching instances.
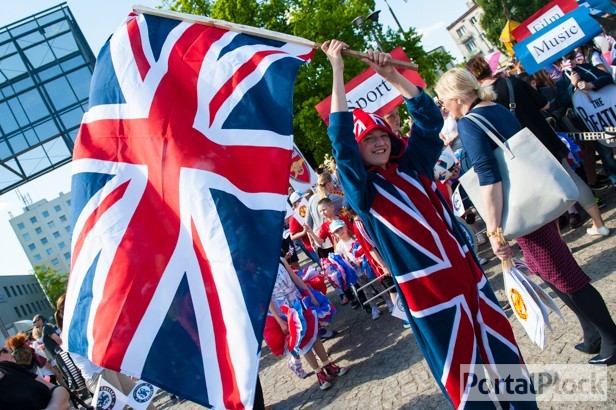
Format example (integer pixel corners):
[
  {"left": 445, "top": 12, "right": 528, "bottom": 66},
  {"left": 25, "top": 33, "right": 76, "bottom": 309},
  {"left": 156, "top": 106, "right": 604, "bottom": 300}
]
[{"left": 352, "top": 10, "right": 385, "bottom": 52}]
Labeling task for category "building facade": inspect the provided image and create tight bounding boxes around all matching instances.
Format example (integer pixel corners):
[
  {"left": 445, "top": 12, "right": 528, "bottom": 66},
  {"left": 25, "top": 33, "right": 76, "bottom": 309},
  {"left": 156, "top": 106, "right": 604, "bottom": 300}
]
[
  {"left": 447, "top": 1, "right": 501, "bottom": 60},
  {"left": 9, "top": 192, "right": 72, "bottom": 274},
  {"left": 0, "top": 274, "right": 53, "bottom": 334}
]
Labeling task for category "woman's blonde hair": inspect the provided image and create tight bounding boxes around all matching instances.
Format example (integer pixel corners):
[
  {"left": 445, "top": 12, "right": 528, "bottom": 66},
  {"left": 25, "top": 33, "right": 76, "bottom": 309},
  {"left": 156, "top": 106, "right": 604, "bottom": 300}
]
[
  {"left": 32, "top": 326, "right": 42, "bottom": 339},
  {"left": 435, "top": 67, "right": 496, "bottom": 103},
  {"left": 316, "top": 172, "right": 332, "bottom": 198}
]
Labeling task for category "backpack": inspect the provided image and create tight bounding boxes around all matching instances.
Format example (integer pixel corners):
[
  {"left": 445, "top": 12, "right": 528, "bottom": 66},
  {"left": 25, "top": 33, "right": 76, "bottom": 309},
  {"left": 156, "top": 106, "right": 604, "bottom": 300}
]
[{"left": 11, "top": 346, "right": 33, "bottom": 366}]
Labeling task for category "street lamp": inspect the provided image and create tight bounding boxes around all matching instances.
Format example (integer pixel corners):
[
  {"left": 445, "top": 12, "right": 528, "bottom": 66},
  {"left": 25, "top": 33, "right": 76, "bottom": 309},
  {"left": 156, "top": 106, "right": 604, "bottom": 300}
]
[{"left": 352, "top": 10, "right": 385, "bottom": 52}]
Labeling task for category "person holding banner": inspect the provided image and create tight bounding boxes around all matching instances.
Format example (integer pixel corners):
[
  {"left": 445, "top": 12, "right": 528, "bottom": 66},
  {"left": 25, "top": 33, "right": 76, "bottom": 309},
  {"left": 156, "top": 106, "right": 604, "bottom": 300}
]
[
  {"left": 322, "top": 40, "right": 535, "bottom": 408},
  {"left": 435, "top": 67, "right": 616, "bottom": 366},
  {"left": 465, "top": 55, "right": 610, "bottom": 237}
]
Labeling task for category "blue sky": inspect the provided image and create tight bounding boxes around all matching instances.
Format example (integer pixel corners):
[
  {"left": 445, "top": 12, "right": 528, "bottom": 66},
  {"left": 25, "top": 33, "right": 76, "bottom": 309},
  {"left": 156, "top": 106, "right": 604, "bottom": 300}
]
[{"left": 0, "top": 0, "right": 471, "bottom": 276}]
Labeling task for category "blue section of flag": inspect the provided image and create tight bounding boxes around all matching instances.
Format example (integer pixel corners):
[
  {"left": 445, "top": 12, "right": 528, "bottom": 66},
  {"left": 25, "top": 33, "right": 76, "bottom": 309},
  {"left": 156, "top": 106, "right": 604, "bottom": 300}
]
[
  {"left": 218, "top": 33, "right": 285, "bottom": 60},
  {"left": 67, "top": 252, "right": 101, "bottom": 357},
  {"left": 70, "top": 172, "right": 116, "bottom": 235},
  {"left": 223, "top": 58, "right": 303, "bottom": 135},
  {"left": 88, "top": 41, "right": 126, "bottom": 108},
  {"left": 414, "top": 304, "right": 456, "bottom": 384},
  {"left": 212, "top": 189, "right": 282, "bottom": 343},
  {"left": 514, "top": 6, "right": 602, "bottom": 75},
  {"left": 143, "top": 14, "right": 181, "bottom": 61},
  {"left": 579, "top": 0, "right": 616, "bottom": 14},
  {"left": 141, "top": 275, "right": 208, "bottom": 405}
]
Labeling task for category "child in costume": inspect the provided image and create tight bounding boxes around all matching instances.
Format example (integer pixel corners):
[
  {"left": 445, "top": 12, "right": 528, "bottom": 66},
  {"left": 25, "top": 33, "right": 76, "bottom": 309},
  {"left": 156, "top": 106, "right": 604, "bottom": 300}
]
[
  {"left": 263, "top": 259, "right": 345, "bottom": 390},
  {"left": 321, "top": 40, "right": 535, "bottom": 408}
]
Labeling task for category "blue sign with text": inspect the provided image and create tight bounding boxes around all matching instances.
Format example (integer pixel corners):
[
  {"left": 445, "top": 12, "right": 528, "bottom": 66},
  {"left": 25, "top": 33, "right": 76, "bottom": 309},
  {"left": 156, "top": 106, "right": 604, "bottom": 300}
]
[{"left": 513, "top": 6, "right": 602, "bottom": 74}]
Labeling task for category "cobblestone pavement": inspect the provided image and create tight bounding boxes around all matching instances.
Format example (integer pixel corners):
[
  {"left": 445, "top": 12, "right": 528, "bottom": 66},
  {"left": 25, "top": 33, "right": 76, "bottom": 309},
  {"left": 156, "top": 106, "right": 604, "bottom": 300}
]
[{"left": 159, "top": 188, "right": 616, "bottom": 409}]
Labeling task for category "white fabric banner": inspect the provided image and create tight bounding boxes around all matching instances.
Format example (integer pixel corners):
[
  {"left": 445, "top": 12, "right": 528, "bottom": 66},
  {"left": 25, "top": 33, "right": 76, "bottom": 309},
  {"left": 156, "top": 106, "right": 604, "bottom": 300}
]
[
  {"left": 127, "top": 381, "right": 160, "bottom": 410},
  {"left": 92, "top": 376, "right": 128, "bottom": 410}
]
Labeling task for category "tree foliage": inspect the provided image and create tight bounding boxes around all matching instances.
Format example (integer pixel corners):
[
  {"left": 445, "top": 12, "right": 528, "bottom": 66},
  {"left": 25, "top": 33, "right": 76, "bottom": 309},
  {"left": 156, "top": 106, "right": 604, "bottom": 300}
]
[
  {"left": 33, "top": 265, "right": 68, "bottom": 307},
  {"left": 161, "top": 0, "right": 454, "bottom": 163},
  {"left": 475, "top": 0, "right": 549, "bottom": 50}
]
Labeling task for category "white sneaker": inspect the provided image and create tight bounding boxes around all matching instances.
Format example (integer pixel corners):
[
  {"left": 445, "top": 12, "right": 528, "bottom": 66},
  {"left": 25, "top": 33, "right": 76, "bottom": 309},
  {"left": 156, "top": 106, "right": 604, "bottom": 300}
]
[
  {"left": 371, "top": 307, "right": 381, "bottom": 320},
  {"left": 478, "top": 257, "right": 488, "bottom": 265},
  {"left": 386, "top": 300, "right": 394, "bottom": 313},
  {"left": 476, "top": 231, "right": 488, "bottom": 245},
  {"left": 586, "top": 226, "right": 610, "bottom": 237}
]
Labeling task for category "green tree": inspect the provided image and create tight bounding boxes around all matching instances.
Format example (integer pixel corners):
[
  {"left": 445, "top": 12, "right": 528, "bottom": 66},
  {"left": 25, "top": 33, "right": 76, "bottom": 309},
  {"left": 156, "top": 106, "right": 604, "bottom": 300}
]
[
  {"left": 162, "top": 0, "right": 453, "bottom": 162},
  {"left": 475, "top": 0, "right": 549, "bottom": 50},
  {"left": 33, "top": 265, "right": 68, "bottom": 308}
]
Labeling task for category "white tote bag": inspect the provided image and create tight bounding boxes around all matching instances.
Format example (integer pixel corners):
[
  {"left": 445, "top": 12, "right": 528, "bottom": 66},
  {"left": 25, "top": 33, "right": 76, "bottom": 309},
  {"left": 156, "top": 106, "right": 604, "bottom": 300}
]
[{"left": 459, "top": 113, "right": 579, "bottom": 240}]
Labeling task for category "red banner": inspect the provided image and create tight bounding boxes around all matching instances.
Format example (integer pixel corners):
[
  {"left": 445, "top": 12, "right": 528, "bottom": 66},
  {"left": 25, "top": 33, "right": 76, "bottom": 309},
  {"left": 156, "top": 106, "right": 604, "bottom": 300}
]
[
  {"left": 315, "top": 47, "right": 425, "bottom": 125},
  {"left": 512, "top": 0, "right": 578, "bottom": 41}
]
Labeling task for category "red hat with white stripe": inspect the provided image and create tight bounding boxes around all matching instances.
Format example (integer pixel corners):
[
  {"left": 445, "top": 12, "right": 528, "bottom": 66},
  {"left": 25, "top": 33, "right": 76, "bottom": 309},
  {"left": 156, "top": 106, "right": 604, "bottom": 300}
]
[{"left": 352, "top": 108, "right": 395, "bottom": 144}]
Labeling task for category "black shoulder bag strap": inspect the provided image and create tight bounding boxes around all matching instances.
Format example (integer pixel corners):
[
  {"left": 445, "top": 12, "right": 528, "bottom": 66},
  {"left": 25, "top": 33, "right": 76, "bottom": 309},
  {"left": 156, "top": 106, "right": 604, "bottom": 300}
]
[{"left": 505, "top": 77, "right": 516, "bottom": 113}]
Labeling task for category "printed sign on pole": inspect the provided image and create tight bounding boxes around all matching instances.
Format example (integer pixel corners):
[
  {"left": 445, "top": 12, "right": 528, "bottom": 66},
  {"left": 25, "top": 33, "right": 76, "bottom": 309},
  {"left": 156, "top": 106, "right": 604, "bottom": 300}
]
[
  {"left": 293, "top": 196, "right": 310, "bottom": 225},
  {"left": 289, "top": 143, "right": 317, "bottom": 192},
  {"left": 315, "top": 47, "right": 425, "bottom": 124},
  {"left": 512, "top": 0, "right": 578, "bottom": 41},
  {"left": 92, "top": 376, "right": 128, "bottom": 410},
  {"left": 513, "top": 6, "right": 602, "bottom": 75},
  {"left": 127, "top": 381, "right": 159, "bottom": 410}
]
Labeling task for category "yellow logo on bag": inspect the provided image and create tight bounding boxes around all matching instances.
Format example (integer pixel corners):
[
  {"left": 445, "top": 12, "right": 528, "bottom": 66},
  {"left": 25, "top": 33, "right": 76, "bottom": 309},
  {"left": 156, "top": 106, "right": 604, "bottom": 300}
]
[{"left": 510, "top": 288, "right": 528, "bottom": 320}]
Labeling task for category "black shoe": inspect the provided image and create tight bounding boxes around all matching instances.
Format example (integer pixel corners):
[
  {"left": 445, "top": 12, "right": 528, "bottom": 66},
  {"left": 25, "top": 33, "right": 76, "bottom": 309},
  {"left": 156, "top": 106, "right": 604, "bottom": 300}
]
[
  {"left": 589, "top": 181, "right": 609, "bottom": 191},
  {"left": 350, "top": 300, "right": 360, "bottom": 309},
  {"left": 575, "top": 338, "right": 601, "bottom": 354},
  {"left": 588, "top": 351, "right": 616, "bottom": 366},
  {"left": 569, "top": 213, "right": 583, "bottom": 229}
]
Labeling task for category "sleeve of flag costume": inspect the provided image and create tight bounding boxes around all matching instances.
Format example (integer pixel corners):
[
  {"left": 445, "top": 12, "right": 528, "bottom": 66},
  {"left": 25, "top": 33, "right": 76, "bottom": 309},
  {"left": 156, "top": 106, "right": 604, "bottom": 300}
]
[{"left": 399, "top": 91, "right": 444, "bottom": 178}]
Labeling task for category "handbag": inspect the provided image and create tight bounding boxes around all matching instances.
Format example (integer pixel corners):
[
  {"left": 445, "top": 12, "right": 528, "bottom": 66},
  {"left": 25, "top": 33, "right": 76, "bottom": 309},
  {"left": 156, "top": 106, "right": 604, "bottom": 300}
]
[{"left": 458, "top": 113, "right": 579, "bottom": 239}]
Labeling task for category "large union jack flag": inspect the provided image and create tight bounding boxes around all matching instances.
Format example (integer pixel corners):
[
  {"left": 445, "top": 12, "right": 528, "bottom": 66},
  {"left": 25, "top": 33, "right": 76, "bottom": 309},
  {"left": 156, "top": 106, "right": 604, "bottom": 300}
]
[{"left": 62, "top": 11, "right": 312, "bottom": 409}]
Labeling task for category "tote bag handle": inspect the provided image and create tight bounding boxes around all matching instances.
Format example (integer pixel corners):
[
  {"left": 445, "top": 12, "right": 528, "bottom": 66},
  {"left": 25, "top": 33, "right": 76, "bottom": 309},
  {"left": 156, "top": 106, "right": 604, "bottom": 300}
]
[{"left": 464, "top": 113, "right": 515, "bottom": 160}]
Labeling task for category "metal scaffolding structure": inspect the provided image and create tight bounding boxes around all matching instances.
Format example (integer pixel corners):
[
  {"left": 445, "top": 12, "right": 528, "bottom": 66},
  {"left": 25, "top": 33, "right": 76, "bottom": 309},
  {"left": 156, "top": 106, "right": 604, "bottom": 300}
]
[{"left": 0, "top": 2, "right": 95, "bottom": 195}]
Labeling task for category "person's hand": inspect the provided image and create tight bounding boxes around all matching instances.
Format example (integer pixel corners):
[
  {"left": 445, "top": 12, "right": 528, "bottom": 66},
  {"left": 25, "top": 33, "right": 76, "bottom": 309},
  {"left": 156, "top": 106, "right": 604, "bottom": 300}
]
[
  {"left": 489, "top": 236, "right": 513, "bottom": 261},
  {"left": 361, "top": 50, "right": 396, "bottom": 79},
  {"left": 280, "top": 322, "right": 289, "bottom": 335},
  {"left": 570, "top": 71, "right": 580, "bottom": 87},
  {"left": 577, "top": 80, "right": 594, "bottom": 91},
  {"left": 321, "top": 39, "right": 347, "bottom": 71},
  {"left": 285, "top": 251, "right": 292, "bottom": 260}
]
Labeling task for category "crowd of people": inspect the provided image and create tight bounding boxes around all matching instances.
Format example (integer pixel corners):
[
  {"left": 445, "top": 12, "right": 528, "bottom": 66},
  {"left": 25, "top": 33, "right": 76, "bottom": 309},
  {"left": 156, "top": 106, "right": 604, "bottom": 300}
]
[
  {"left": 3, "top": 29, "right": 616, "bottom": 410},
  {"left": 270, "top": 36, "right": 616, "bottom": 407}
]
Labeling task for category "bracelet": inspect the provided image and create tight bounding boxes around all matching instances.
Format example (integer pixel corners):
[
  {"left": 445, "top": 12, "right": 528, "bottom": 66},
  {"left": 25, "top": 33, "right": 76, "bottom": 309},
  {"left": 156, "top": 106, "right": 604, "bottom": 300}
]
[{"left": 486, "top": 227, "right": 503, "bottom": 238}]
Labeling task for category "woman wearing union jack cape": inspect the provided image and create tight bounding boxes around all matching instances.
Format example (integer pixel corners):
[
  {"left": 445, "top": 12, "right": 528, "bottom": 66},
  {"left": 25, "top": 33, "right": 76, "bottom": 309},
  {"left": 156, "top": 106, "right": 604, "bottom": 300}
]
[{"left": 321, "top": 39, "right": 536, "bottom": 408}]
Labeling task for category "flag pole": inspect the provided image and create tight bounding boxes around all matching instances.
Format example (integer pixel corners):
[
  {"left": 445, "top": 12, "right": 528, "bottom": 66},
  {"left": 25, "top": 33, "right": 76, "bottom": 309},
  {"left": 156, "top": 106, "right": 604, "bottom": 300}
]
[{"left": 132, "top": 5, "right": 419, "bottom": 71}]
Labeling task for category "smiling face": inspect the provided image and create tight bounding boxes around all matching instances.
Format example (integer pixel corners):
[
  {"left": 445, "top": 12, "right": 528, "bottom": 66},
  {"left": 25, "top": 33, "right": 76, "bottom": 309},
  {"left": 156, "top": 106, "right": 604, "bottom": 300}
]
[
  {"left": 318, "top": 202, "right": 335, "bottom": 219},
  {"left": 359, "top": 129, "right": 391, "bottom": 168}
]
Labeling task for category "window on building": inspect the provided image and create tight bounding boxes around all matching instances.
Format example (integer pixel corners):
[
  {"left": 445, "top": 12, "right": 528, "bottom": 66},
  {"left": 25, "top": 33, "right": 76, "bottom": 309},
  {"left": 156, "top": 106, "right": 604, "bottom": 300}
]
[
  {"left": 67, "top": 199, "right": 71, "bottom": 206},
  {"left": 41, "top": 237, "right": 48, "bottom": 245},
  {"left": 465, "top": 39, "right": 477, "bottom": 52},
  {"left": 58, "top": 241, "right": 66, "bottom": 249},
  {"left": 21, "top": 305, "right": 27, "bottom": 316},
  {"left": 17, "top": 222, "right": 25, "bottom": 230},
  {"left": 48, "top": 221, "right": 56, "bottom": 228},
  {"left": 42, "top": 210, "right": 50, "bottom": 218},
  {"left": 52, "top": 258, "right": 59, "bottom": 266},
  {"left": 46, "top": 248, "right": 53, "bottom": 255},
  {"left": 10, "top": 286, "right": 16, "bottom": 296},
  {"left": 64, "top": 252, "right": 70, "bottom": 259},
  {"left": 3, "top": 286, "right": 10, "bottom": 297},
  {"left": 35, "top": 301, "right": 41, "bottom": 310},
  {"left": 470, "top": 16, "right": 477, "bottom": 25},
  {"left": 35, "top": 227, "right": 42, "bottom": 234},
  {"left": 53, "top": 231, "right": 60, "bottom": 238},
  {"left": 30, "top": 216, "right": 37, "bottom": 224},
  {"left": 28, "top": 243, "right": 36, "bottom": 251},
  {"left": 54, "top": 205, "right": 61, "bottom": 212},
  {"left": 26, "top": 304, "right": 32, "bottom": 314},
  {"left": 14, "top": 307, "right": 21, "bottom": 318},
  {"left": 456, "top": 26, "right": 467, "bottom": 37},
  {"left": 23, "top": 233, "right": 31, "bottom": 240},
  {"left": 59, "top": 215, "right": 67, "bottom": 223},
  {"left": 17, "top": 286, "right": 23, "bottom": 295},
  {"left": 33, "top": 254, "right": 42, "bottom": 262},
  {"left": 65, "top": 226, "right": 70, "bottom": 233},
  {"left": 22, "top": 284, "right": 28, "bottom": 294}
]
